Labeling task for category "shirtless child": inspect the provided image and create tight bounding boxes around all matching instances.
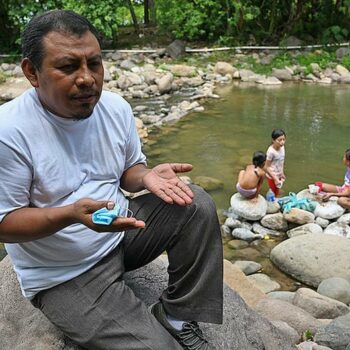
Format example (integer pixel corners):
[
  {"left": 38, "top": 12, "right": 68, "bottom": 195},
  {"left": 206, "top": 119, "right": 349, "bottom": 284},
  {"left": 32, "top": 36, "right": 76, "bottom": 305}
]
[{"left": 236, "top": 151, "right": 266, "bottom": 200}]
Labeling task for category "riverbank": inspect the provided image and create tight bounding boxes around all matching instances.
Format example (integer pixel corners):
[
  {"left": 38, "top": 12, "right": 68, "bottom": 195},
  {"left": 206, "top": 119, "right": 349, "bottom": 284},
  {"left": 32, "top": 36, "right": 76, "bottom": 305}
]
[{"left": 1, "top": 45, "right": 350, "bottom": 141}]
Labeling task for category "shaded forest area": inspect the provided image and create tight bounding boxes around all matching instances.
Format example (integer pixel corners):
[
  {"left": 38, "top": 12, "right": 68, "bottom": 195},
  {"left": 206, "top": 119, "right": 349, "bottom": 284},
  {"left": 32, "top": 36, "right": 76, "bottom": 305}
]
[{"left": 1, "top": 0, "right": 350, "bottom": 53}]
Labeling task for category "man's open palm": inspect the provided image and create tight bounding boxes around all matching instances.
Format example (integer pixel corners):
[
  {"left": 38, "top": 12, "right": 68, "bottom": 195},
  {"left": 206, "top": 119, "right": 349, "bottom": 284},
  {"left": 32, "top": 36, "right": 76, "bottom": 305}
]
[{"left": 143, "top": 163, "right": 194, "bottom": 205}]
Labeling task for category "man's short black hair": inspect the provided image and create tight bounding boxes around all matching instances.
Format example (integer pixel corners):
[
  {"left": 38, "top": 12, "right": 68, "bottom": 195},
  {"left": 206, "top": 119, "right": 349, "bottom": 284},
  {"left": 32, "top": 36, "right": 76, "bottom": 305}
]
[{"left": 21, "top": 10, "right": 101, "bottom": 70}]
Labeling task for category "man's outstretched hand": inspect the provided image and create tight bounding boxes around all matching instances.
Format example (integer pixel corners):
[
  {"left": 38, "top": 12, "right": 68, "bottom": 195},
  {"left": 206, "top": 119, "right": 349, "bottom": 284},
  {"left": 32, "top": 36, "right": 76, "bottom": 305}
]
[{"left": 143, "top": 163, "right": 194, "bottom": 205}]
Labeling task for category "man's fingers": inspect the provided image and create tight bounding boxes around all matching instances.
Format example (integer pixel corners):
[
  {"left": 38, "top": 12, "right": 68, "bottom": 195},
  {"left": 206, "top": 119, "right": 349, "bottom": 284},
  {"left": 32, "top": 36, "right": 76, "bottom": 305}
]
[
  {"left": 93, "top": 217, "right": 146, "bottom": 232},
  {"left": 169, "top": 163, "right": 193, "bottom": 174},
  {"left": 175, "top": 180, "right": 194, "bottom": 199}
]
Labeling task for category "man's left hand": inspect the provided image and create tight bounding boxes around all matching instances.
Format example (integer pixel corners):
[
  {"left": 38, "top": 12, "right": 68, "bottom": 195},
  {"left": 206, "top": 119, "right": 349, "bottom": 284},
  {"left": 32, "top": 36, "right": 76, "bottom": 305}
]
[{"left": 143, "top": 163, "right": 194, "bottom": 205}]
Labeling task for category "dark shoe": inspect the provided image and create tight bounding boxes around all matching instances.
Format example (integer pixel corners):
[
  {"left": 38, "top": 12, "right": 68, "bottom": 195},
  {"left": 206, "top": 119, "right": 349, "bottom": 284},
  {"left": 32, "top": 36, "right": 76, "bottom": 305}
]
[{"left": 150, "top": 302, "right": 215, "bottom": 350}]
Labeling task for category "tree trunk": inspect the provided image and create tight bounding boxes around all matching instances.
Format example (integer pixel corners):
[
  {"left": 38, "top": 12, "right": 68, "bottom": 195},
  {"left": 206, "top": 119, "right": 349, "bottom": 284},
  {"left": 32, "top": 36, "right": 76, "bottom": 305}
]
[
  {"left": 149, "top": 0, "right": 156, "bottom": 25},
  {"left": 144, "top": 0, "right": 149, "bottom": 25},
  {"left": 0, "top": 1, "right": 17, "bottom": 51},
  {"left": 126, "top": 0, "right": 139, "bottom": 33}
]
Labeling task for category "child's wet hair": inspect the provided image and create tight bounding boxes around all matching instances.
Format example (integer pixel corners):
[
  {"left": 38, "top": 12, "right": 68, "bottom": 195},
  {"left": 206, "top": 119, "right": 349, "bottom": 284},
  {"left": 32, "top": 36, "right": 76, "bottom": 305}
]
[
  {"left": 345, "top": 148, "right": 350, "bottom": 161},
  {"left": 271, "top": 128, "right": 286, "bottom": 140},
  {"left": 253, "top": 151, "right": 266, "bottom": 167}
]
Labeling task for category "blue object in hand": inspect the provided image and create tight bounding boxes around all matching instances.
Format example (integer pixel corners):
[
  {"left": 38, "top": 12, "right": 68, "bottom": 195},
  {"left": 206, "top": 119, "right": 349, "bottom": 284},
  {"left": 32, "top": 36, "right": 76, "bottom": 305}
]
[{"left": 92, "top": 205, "right": 121, "bottom": 225}]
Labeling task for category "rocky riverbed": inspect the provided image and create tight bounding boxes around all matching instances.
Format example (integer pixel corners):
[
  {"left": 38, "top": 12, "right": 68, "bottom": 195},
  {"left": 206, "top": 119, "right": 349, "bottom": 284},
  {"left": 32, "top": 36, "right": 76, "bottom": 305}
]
[
  {"left": 220, "top": 187, "right": 350, "bottom": 349},
  {"left": 2, "top": 44, "right": 350, "bottom": 143}
]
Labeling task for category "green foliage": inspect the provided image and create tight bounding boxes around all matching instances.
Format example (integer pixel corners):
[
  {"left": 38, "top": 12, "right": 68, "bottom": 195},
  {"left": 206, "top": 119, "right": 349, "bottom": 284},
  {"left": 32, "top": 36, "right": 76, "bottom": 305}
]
[
  {"left": 7, "top": 0, "right": 125, "bottom": 42},
  {"left": 1, "top": 0, "right": 350, "bottom": 53},
  {"left": 2, "top": 0, "right": 144, "bottom": 50},
  {"left": 340, "top": 55, "right": 350, "bottom": 70},
  {"left": 156, "top": 0, "right": 228, "bottom": 41},
  {"left": 303, "top": 329, "right": 314, "bottom": 341},
  {"left": 296, "top": 51, "right": 335, "bottom": 70},
  {"left": 323, "top": 25, "right": 349, "bottom": 44}
]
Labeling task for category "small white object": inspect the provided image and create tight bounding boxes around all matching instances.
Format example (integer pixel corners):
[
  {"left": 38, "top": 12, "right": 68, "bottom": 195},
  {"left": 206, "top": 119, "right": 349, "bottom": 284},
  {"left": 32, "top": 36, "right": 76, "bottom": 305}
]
[
  {"left": 276, "top": 178, "right": 285, "bottom": 189},
  {"left": 308, "top": 184, "right": 319, "bottom": 194}
]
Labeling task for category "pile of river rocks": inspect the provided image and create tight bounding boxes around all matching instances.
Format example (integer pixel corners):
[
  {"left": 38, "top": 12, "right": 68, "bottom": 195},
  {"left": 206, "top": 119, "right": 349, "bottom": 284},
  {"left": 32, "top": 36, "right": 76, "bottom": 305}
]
[
  {"left": 2, "top": 45, "right": 350, "bottom": 142},
  {"left": 221, "top": 188, "right": 350, "bottom": 349}
]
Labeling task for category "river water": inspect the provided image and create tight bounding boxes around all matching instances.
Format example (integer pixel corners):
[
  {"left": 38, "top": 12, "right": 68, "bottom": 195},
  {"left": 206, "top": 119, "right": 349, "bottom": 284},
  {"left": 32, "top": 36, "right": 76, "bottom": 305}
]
[
  {"left": 142, "top": 81, "right": 350, "bottom": 290},
  {"left": 144, "top": 82, "right": 350, "bottom": 210},
  {"left": 1, "top": 82, "right": 349, "bottom": 290}
]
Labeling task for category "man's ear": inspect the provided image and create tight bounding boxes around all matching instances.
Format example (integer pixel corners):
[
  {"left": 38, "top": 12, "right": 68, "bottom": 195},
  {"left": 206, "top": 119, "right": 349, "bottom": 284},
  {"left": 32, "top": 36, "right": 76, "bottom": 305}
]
[{"left": 21, "top": 58, "right": 39, "bottom": 88}]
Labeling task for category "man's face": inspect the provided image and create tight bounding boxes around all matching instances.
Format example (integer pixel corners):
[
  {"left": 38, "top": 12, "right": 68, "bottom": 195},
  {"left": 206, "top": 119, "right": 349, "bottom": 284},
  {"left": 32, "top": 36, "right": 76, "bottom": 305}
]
[{"left": 30, "top": 30, "right": 104, "bottom": 119}]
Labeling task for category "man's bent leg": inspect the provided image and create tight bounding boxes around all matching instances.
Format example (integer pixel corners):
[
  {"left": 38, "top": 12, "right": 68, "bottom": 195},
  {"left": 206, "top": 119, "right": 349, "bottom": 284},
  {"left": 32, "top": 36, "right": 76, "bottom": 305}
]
[
  {"left": 125, "top": 185, "right": 223, "bottom": 325},
  {"left": 31, "top": 246, "right": 182, "bottom": 350}
]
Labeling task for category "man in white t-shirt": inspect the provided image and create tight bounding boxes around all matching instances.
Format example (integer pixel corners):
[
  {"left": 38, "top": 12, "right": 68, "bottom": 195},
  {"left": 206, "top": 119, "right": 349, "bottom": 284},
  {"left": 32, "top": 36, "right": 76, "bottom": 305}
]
[{"left": 0, "top": 10, "right": 222, "bottom": 350}]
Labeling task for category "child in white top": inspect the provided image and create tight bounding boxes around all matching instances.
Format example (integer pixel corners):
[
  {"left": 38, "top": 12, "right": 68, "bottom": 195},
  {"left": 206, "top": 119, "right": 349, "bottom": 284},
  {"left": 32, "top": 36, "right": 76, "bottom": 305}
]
[{"left": 265, "top": 129, "right": 286, "bottom": 197}]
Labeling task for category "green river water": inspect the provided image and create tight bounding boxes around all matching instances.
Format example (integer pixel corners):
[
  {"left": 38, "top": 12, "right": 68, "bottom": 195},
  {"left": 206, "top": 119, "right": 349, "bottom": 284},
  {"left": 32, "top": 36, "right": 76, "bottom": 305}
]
[
  {"left": 1, "top": 82, "right": 349, "bottom": 290},
  {"left": 142, "top": 82, "right": 350, "bottom": 290},
  {"left": 144, "top": 82, "right": 350, "bottom": 210}
]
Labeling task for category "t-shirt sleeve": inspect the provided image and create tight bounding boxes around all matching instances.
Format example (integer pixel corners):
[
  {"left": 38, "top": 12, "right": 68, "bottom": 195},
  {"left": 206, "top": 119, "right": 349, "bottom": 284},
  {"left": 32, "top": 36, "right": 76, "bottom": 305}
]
[
  {"left": 266, "top": 147, "right": 274, "bottom": 161},
  {"left": 124, "top": 103, "right": 147, "bottom": 170},
  {"left": 0, "top": 140, "right": 32, "bottom": 222}
]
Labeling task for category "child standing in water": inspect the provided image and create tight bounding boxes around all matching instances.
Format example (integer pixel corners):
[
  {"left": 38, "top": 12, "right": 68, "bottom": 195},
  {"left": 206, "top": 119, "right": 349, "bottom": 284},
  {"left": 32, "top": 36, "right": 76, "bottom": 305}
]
[
  {"left": 236, "top": 151, "right": 266, "bottom": 199},
  {"left": 317, "top": 148, "right": 350, "bottom": 209},
  {"left": 265, "top": 129, "right": 286, "bottom": 197}
]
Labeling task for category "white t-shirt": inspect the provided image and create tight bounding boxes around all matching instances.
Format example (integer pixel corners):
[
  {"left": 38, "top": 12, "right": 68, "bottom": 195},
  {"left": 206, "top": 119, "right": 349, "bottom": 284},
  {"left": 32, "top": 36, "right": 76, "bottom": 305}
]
[
  {"left": 266, "top": 145, "right": 285, "bottom": 179},
  {"left": 0, "top": 88, "right": 146, "bottom": 299}
]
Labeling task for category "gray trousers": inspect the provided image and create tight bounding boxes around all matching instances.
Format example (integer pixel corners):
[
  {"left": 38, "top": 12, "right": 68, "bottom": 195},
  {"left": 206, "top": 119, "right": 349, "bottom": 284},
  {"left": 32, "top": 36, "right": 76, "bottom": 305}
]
[{"left": 32, "top": 185, "right": 223, "bottom": 350}]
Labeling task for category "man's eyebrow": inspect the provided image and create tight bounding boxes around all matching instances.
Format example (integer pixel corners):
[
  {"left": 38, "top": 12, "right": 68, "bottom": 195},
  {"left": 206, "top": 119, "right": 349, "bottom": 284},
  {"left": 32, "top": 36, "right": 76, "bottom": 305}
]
[
  {"left": 56, "top": 54, "right": 102, "bottom": 63},
  {"left": 88, "top": 54, "right": 102, "bottom": 61}
]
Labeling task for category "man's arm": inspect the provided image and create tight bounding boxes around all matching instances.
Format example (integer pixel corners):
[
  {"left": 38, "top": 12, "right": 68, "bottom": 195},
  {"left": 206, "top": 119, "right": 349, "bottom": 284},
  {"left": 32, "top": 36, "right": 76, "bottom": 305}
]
[
  {"left": 0, "top": 199, "right": 145, "bottom": 243},
  {"left": 0, "top": 205, "right": 75, "bottom": 243}
]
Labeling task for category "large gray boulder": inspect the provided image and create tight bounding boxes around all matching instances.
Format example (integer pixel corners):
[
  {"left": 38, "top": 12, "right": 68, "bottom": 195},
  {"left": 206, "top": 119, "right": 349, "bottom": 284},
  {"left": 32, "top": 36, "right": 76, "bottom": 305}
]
[
  {"left": 0, "top": 256, "right": 296, "bottom": 350},
  {"left": 270, "top": 233, "right": 350, "bottom": 287},
  {"left": 166, "top": 40, "right": 186, "bottom": 59}
]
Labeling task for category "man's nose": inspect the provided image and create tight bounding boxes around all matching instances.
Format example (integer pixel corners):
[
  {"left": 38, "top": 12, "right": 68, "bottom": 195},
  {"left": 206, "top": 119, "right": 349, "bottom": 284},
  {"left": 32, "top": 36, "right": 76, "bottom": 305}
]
[{"left": 76, "top": 66, "right": 94, "bottom": 87}]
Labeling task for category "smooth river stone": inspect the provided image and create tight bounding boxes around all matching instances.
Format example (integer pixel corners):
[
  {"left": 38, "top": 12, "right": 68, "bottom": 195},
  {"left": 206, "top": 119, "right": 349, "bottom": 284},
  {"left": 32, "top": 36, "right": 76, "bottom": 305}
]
[{"left": 270, "top": 233, "right": 350, "bottom": 287}]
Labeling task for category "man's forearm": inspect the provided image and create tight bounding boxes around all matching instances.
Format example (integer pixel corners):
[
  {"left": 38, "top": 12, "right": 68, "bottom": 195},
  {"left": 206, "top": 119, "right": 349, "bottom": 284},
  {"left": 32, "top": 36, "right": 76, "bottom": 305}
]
[
  {"left": 120, "top": 163, "right": 150, "bottom": 193},
  {"left": 0, "top": 205, "right": 76, "bottom": 243}
]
